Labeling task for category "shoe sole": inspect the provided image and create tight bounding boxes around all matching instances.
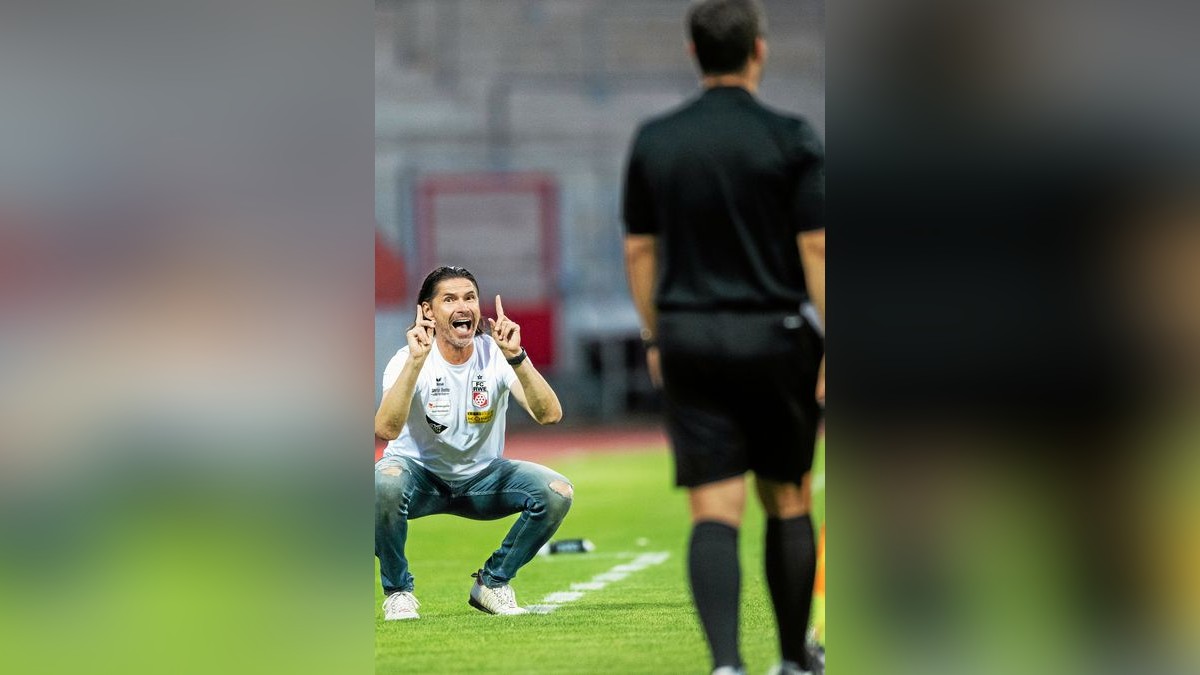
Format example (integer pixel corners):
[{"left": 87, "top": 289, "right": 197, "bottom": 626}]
[{"left": 384, "top": 614, "right": 419, "bottom": 621}]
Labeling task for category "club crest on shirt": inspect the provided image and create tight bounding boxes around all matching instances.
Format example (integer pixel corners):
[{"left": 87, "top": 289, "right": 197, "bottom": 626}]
[{"left": 471, "top": 374, "right": 489, "bottom": 408}]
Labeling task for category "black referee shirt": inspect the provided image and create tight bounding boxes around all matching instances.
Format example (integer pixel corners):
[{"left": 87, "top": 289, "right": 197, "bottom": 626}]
[{"left": 622, "top": 85, "right": 824, "bottom": 312}]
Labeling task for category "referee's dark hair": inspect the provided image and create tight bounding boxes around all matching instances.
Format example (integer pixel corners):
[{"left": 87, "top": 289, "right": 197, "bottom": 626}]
[
  {"left": 415, "top": 265, "right": 485, "bottom": 336},
  {"left": 687, "top": 0, "right": 767, "bottom": 75}
]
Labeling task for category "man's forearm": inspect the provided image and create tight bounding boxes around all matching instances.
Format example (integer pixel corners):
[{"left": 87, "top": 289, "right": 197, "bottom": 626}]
[
  {"left": 806, "top": 261, "right": 825, "bottom": 325},
  {"left": 799, "top": 229, "right": 826, "bottom": 403},
  {"left": 374, "top": 357, "right": 425, "bottom": 440},
  {"left": 513, "top": 362, "right": 562, "bottom": 425},
  {"left": 624, "top": 235, "right": 658, "bottom": 338},
  {"left": 798, "top": 230, "right": 825, "bottom": 325}
]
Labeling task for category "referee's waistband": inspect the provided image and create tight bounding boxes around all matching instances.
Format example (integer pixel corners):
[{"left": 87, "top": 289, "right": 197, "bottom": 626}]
[
  {"left": 659, "top": 302, "right": 823, "bottom": 336},
  {"left": 657, "top": 302, "right": 808, "bottom": 315}
]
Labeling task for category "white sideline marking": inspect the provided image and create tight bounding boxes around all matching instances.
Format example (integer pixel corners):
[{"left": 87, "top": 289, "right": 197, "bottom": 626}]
[
  {"left": 538, "top": 551, "right": 642, "bottom": 562},
  {"left": 527, "top": 551, "right": 671, "bottom": 615},
  {"left": 592, "top": 572, "right": 628, "bottom": 583},
  {"left": 636, "top": 552, "right": 669, "bottom": 566}
]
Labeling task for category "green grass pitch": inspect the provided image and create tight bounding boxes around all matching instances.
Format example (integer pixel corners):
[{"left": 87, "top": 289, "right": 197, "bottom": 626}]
[{"left": 376, "top": 441, "right": 826, "bottom": 674}]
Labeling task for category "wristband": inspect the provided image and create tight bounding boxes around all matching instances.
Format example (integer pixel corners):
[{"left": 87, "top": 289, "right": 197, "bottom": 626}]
[
  {"left": 640, "top": 328, "right": 656, "bottom": 350},
  {"left": 506, "top": 348, "right": 528, "bottom": 367}
]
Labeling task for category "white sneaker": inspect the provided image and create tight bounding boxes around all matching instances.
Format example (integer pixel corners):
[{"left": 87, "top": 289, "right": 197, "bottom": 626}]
[
  {"left": 382, "top": 591, "right": 420, "bottom": 620},
  {"left": 712, "top": 667, "right": 745, "bottom": 675},
  {"left": 468, "top": 570, "right": 528, "bottom": 615}
]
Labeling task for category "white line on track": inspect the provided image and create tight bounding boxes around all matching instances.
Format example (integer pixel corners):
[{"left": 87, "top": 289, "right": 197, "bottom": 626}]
[{"left": 525, "top": 551, "right": 670, "bottom": 615}]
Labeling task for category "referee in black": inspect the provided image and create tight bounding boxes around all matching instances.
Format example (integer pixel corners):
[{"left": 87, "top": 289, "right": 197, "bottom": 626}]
[{"left": 622, "top": 2, "right": 825, "bottom": 674}]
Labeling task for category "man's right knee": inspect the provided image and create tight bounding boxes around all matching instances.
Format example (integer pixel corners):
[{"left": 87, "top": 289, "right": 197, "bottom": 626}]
[{"left": 375, "top": 465, "right": 410, "bottom": 509}]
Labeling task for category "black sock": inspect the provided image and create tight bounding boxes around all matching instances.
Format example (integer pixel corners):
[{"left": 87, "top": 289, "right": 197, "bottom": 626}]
[
  {"left": 765, "top": 515, "right": 817, "bottom": 669},
  {"left": 689, "top": 520, "right": 742, "bottom": 670}
]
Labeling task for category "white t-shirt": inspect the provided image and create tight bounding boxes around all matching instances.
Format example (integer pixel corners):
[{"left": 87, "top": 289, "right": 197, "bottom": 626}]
[{"left": 381, "top": 335, "right": 519, "bottom": 481}]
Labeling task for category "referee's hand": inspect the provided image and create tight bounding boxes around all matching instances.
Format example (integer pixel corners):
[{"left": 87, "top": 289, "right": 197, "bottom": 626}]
[
  {"left": 646, "top": 345, "right": 662, "bottom": 389},
  {"left": 816, "top": 356, "right": 825, "bottom": 407}
]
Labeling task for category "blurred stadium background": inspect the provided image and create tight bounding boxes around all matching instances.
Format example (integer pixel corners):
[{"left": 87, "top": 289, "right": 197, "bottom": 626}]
[
  {"left": 374, "top": 2, "right": 826, "bottom": 671},
  {"left": 374, "top": 0, "right": 824, "bottom": 423}
]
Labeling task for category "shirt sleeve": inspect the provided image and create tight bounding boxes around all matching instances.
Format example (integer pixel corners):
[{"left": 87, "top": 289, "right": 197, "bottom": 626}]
[
  {"left": 498, "top": 348, "right": 519, "bottom": 391},
  {"left": 499, "top": 360, "right": 518, "bottom": 390},
  {"left": 793, "top": 120, "right": 825, "bottom": 233},
  {"left": 381, "top": 348, "right": 410, "bottom": 393},
  {"left": 622, "top": 127, "right": 657, "bottom": 235}
]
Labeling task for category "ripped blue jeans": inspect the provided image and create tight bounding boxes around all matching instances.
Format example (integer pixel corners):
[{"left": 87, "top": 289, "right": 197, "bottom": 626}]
[{"left": 375, "top": 455, "right": 573, "bottom": 594}]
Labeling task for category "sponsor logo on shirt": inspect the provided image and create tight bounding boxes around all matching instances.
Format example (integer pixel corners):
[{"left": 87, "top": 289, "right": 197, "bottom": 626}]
[
  {"left": 425, "top": 415, "right": 448, "bottom": 433},
  {"left": 466, "top": 410, "right": 494, "bottom": 424},
  {"left": 428, "top": 376, "right": 451, "bottom": 416}
]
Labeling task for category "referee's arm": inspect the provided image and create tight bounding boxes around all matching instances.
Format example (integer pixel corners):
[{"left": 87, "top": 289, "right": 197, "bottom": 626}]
[
  {"left": 799, "top": 229, "right": 825, "bottom": 325},
  {"left": 621, "top": 129, "right": 659, "bottom": 351},
  {"left": 624, "top": 234, "right": 657, "bottom": 344},
  {"left": 795, "top": 120, "right": 825, "bottom": 404},
  {"left": 799, "top": 228, "right": 825, "bottom": 404},
  {"left": 624, "top": 233, "right": 661, "bottom": 389}
]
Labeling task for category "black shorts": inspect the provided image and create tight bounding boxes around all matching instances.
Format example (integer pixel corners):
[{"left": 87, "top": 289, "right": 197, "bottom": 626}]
[{"left": 658, "top": 310, "right": 823, "bottom": 488}]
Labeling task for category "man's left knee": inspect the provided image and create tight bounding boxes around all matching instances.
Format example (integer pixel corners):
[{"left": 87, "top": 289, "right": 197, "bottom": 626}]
[
  {"left": 541, "top": 479, "right": 573, "bottom": 521},
  {"left": 548, "top": 479, "right": 573, "bottom": 501}
]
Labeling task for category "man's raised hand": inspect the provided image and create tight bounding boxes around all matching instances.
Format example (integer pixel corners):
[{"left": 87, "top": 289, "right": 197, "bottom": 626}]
[
  {"left": 487, "top": 295, "right": 522, "bottom": 359},
  {"left": 406, "top": 304, "right": 436, "bottom": 360}
]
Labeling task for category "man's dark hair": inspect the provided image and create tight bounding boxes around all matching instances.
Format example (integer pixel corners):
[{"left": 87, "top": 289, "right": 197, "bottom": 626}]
[
  {"left": 416, "top": 265, "right": 484, "bottom": 335},
  {"left": 687, "top": 0, "right": 767, "bottom": 75}
]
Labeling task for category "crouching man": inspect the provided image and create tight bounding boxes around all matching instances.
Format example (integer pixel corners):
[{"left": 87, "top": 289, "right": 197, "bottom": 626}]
[{"left": 375, "top": 265, "right": 571, "bottom": 620}]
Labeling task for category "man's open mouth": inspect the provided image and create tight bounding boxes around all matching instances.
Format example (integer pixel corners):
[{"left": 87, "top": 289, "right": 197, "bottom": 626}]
[{"left": 451, "top": 317, "right": 473, "bottom": 335}]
